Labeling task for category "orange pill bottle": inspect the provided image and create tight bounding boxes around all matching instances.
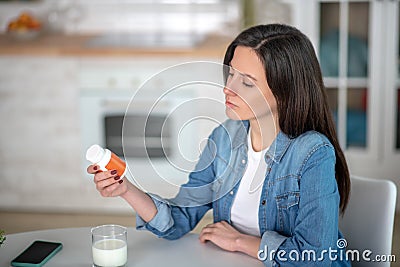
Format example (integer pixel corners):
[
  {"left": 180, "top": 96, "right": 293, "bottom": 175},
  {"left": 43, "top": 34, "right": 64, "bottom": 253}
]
[{"left": 86, "top": 144, "right": 127, "bottom": 178}]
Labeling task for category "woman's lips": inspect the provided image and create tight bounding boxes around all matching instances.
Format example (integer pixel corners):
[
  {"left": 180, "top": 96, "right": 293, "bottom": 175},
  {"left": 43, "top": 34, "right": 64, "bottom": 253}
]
[{"left": 225, "top": 100, "right": 237, "bottom": 108}]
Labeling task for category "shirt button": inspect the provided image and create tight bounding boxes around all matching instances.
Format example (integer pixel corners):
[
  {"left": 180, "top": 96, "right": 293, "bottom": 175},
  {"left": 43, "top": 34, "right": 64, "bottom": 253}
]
[
  {"left": 261, "top": 200, "right": 266, "bottom": 205},
  {"left": 241, "top": 159, "right": 246, "bottom": 164},
  {"left": 230, "top": 191, "right": 234, "bottom": 195}
]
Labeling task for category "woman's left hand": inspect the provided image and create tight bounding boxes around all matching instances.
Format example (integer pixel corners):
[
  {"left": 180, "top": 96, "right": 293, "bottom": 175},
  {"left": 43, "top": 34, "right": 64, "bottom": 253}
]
[
  {"left": 199, "top": 221, "right": 242, "bottom": 252},
  {"left": 199, "top": 221, "right": 262, "bottom": 259}
]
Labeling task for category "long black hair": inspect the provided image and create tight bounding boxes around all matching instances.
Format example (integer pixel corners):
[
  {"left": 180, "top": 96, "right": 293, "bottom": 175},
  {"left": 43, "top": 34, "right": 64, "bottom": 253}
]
[{"left": 223, "top": 24, "right": 350, "bottom": 214}]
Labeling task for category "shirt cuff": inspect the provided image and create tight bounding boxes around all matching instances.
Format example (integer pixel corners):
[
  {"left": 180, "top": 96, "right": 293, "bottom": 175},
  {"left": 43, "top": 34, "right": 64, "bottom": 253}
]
[
  {"left": 135, "top": 193, "right": 174, "bottom": 234},
  {"left": 258, "top": 230, "right": 288, "bottom": 267}
]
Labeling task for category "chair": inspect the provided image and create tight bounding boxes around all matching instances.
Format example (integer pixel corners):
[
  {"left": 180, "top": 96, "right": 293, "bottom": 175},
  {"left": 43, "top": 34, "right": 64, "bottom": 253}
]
[{"left": 339, "top": 176, "right": 397, "bottom": 266}]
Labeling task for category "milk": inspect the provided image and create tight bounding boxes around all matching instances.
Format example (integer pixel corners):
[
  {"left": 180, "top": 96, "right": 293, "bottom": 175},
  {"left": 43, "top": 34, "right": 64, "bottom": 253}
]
[{"left": 92, "top": 239, "right": 127, "bottom": 267}]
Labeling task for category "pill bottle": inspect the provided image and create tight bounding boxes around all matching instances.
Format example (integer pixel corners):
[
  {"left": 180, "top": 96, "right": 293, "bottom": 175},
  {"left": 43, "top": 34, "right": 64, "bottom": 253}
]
[{"left": 86, "top": 144, "right": 127, "bottom": 178}]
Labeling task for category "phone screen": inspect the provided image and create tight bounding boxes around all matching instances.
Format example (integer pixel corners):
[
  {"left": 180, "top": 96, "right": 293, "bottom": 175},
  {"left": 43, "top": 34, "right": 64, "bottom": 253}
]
[{"left": 11, "top": 241, "right": 62, "bottom": 265}]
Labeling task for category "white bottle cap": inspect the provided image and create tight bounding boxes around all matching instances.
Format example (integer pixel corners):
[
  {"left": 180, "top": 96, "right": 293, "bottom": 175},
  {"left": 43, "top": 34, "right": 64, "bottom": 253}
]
[{"left": 86, "top": 144, "right": 105, "bottom": 164}]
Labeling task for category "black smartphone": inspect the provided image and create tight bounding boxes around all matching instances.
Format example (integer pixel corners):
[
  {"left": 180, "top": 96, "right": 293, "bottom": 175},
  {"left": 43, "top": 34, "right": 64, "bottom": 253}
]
[{"left": 11, "top": 240, "right": 63, "bottom": 267}]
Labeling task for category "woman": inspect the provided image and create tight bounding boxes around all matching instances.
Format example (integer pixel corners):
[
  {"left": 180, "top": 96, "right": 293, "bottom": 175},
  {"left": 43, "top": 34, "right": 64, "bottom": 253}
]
[{"left": 87, "top": 24, "right": 351, "bottom": 266}]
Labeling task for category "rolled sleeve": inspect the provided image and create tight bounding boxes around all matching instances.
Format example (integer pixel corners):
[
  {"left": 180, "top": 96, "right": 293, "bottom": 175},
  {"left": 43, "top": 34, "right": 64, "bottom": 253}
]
[
  {"left": 136, "top": 193, "right": 174, "bottom": 236},
  {"left": 259, "top": 231, "right": 288, "bottom": 267}
]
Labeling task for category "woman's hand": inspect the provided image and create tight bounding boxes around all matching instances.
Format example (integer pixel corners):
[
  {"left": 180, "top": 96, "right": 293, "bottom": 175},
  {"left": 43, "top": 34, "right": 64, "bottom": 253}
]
[
  {"left": 199, "top": 221, "right": 243, "bottom": 252},
  {"left": 199, "top": 221, "right": 261, "bottom": 259},
  {"left": 87, "top": 164, "right": 158, "bottom": 222},
  {"left": 87, "top": 164, "right": 128, "bottom": 197}
]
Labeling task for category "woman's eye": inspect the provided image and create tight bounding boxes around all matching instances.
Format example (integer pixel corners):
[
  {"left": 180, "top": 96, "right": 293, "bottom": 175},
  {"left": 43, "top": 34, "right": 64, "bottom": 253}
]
[
  {"left": 228, "top": 72, "right": 234, "bottom": 76},
  {"left": 243, "top": 81, "right": 254, "bottom": 88}
]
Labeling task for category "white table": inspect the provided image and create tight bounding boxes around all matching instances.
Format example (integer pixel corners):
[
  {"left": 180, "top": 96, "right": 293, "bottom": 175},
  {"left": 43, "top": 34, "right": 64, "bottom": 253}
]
[{"left": 0, "top": 227, "right": 263, "bottom": 267}]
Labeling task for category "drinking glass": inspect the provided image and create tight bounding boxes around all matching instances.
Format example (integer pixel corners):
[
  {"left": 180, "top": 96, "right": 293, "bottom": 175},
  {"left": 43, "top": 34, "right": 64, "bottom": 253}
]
[{"left": 91, "top": 225, "right": 127, "bottom": 267}]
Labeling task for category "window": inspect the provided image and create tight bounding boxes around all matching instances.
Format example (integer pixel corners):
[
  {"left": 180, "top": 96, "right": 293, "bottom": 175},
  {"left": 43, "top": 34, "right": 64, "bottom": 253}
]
[{"left": 319, "top": 1, "right": 370, "bottom": 149}]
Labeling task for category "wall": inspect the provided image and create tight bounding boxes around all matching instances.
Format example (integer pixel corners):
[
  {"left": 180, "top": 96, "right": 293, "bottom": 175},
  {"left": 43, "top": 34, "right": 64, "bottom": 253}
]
[{"left": 0, "top": 56, "right": 135, "bottom": 213}]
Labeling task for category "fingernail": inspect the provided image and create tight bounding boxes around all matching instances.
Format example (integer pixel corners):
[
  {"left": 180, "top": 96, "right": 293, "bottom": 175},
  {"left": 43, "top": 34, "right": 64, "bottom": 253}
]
[
  {"left": 93, "top": 166, "right": 98, "bottom": 170},
  {"left": 114, "top": 176, "right": 120, "bottom": 181},
  {"left": 111, "top": 170, "right": 117, "bottom": 175},
  {"left": 118, "top": 180, "right": 123, "bottom": 184}
]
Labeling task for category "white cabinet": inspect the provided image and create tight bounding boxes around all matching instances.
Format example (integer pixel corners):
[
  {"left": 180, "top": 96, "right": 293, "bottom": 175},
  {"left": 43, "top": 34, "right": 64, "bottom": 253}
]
[{"left": 288, "top": 0, "right": 400, "bottom": 202}]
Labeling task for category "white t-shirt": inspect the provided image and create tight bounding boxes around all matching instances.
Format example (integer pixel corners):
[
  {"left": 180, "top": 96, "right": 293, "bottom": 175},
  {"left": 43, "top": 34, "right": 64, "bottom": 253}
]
[{"left": 230, "top": 131, "right": 268, "bottom": 236}]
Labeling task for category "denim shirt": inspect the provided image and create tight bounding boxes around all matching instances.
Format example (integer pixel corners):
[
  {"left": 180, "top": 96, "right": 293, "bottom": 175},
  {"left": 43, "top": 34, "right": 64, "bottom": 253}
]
[{"left": 136, "top": 119, "right": 351, "bottom": 266}]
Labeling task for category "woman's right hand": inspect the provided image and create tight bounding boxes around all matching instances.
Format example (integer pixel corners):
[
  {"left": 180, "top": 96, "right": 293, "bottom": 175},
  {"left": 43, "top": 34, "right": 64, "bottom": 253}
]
[
  {"left": 87, "top": 164, "right": 129, "bottom": 198},
  {"left": 87, "top": 164, "right": 158, "bottom": 222}
]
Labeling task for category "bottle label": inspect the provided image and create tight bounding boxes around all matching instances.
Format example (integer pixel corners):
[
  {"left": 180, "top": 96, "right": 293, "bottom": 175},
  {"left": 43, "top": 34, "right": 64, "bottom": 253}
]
[{"left": 105, "top": 152, "right": 127, "bottom": 177}]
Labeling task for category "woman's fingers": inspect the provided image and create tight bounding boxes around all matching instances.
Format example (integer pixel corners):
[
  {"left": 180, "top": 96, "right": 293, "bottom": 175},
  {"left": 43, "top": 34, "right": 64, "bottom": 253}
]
[
  {"left": 99, "top": 180, "right": 122, "bottom": 197},
  {"left": 87, "top": 164, "right": 127, "bottom": 198},
  {"left": 199, "top": 223, "right": 217, "bottom": 243},
  {"left": 96, "top": 175, "right": 120, "bottom": 190},
  {"left": 86, "top": 164, "right": 100, "bottom": 174},
  {"left": 199, "top": 230, "right": 210, "bottom": 243},
  {"left": 93, "top": 169, "right": 118, "bottom": 183},
  {"left": 199, "top": 221, "right": 242, "bottom": 252},
  {"left": 99, "top": 178, "right": 127, "bottom": 198},
  {"left": 199, "top": 221, "right": 234, "bottom": 243}
]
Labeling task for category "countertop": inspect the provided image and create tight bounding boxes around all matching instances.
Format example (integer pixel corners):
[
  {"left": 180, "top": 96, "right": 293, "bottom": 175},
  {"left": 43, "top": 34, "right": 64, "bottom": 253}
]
[
  {"left": 0, "top": 227, "right": 263, "bottom": 267},
  {"left": 0, "top": 33, "right": 231, "bottom": 58}
]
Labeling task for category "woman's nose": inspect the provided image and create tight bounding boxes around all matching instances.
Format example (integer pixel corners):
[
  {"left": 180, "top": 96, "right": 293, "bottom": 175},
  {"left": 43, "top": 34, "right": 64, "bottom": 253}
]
[
  {"left": 223, "top": 86, "right": 237, "bottom": 96},
  {"left": 224, "top": 72, "right": 241, "bottom": 94},
  {"left": 223, "top": 78, "right": 239, "bottom": 95}
]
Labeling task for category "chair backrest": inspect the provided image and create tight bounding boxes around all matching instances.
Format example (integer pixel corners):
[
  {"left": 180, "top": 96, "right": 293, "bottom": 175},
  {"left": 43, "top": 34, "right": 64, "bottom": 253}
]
[{"left": 339, "top": 176, "right": 397, "bottom": 266}]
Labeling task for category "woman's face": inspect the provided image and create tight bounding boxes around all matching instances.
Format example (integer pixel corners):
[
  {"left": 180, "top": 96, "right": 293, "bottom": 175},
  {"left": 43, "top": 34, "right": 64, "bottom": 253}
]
[{"left": 224, "top": 46, "right": 277, "bottom": 122}]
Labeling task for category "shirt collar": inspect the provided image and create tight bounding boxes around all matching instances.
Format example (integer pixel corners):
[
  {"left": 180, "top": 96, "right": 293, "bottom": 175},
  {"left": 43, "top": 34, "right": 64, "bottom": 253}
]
[
  {"left": 231, "top": 120, "right": 292, "bottom": 164},
  {"left": 231, "top": 120, "right": 250, "bottom": 149},
  {"left": 265, "top": 131, "right": 293, "bottom": 163}
]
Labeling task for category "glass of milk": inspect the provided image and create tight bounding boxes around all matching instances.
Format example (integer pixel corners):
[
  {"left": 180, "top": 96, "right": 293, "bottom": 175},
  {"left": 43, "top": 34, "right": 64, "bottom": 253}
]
[{"left": 91, "top": 225, "right": 127, "bottom": 267}]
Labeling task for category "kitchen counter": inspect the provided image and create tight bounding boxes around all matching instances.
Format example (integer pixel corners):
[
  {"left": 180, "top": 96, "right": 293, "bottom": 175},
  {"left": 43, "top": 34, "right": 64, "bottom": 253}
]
[{"left": 0, "top": 33, "right": 231, "bottom": 58}]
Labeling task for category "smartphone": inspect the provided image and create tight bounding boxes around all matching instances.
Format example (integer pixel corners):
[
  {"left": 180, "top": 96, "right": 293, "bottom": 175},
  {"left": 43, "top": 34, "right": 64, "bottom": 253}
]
[{"left": 11, "top": 240, "right": 63, "bottom": 267}]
